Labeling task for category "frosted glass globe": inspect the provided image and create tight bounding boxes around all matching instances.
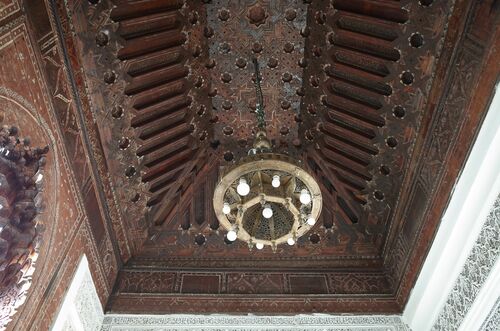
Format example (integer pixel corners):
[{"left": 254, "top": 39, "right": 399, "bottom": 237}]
[
  {"left": 271, "top": 175, "right": 280, "bottom": 188},
  {"left": 306, "top": 217, "right": 316, "bottom": 226},
  {"left": 227, "top": 230, "right": 237, "bottom": 241},
  {"left": 287, "top": 237, "right": 296, "bottom": 245},
  {"left": 222, "top": 202, "right": 231, "bottom": 215},
  {"left": 262, "top": 205, "right": 273, "bottom": 219},
  {"left": 299, "top": 189, "right": 311, "bottom": 205},
  {"left": 236, "top": 178, "right": 250, "bottom": 196},
  {"left": 256, "top": 242, "right": 264, "bottom": 250}
]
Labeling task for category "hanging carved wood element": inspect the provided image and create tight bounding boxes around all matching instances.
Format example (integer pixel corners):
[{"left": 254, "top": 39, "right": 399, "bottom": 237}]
[{"left": 0, "top": 120, "right": 48, "bottom": 328}]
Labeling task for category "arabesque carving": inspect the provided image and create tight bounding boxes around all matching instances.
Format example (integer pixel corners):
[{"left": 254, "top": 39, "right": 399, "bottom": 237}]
[{"left": 0, "top": 121, "right": 48, "bottom": 328}]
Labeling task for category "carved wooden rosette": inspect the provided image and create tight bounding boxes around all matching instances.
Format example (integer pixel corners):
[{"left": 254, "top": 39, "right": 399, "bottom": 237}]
[
  {"left": 213, "top": 153, "right": 322, "bottom": 248},
  {"left": 0, "top": 123, "right": 48, "bottom": 325}
]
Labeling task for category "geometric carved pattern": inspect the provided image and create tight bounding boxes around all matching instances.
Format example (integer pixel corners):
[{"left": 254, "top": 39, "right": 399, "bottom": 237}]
[
  {"left": 0, "top": 0, "right": 20, "bottom": 22},
  {"left": 432, "top": 194, "right": 500, "bottom": 330},
  {"left": 48, "top": 0, "right": 500, "bottom": 316},
  {"left": 113, "top": 269, "right": 392, "bottom": 296},
  {"left": 0, "top": 0, "right": 496, "bottom": 324},
  {"left": 0, "top": 3, "right": 121, "bottom": 327},
  {"left": 101, "top": 315, "right": 411, "bottom": 330},
  {"left": 480, "top": 298, "right": 500, "bottom": 331},
  {"left": 99, "top": 0, "right": 453, "bottom": 266}
]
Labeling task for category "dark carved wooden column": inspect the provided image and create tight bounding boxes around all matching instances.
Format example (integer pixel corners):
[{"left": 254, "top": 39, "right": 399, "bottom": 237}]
[{"left": 0, "top": 120, "right": 48, "bottom": 328}]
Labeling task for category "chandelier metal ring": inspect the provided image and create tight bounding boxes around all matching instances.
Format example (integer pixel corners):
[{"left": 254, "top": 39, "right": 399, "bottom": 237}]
[{"left": 213, "top": 153, "right": 322, "bottom": 250}]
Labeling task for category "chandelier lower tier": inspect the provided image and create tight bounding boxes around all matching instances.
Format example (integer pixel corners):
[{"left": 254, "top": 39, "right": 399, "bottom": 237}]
[{"left": 213, "top": 153, "right": 322, "bottom": 252}]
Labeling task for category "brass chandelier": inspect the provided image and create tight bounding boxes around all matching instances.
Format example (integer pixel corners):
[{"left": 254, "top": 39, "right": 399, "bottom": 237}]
[{"left": 213, "top": 59, "right": 322, "bottom": 252}]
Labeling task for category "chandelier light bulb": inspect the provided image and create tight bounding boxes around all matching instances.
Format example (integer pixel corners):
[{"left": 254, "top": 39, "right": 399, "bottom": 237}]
[
  {"left": 306, "top": 217, "right": 316, "bottom": 226},
  {"left": 256, "top": 242, "right": 264, "bottom": 250},
  {"left": 35, "top": 173, "right": 43, "bottom": 184},
  {"left": 299, "top": 189, "right": 311, "bottom": 205},
  {"left": 262, "top": 204, "right": 273, "bottom": 219},
  {"left": 287, "top": 237, "right": 296, "bottom": 246},
  {"left": 227, "top": 230, "right": 238, "bottom": 242},
  {"left": 271, "top": 175, "right": 280, "bottom": 188},
  {"left": 222, "top": 202, "right": 231, "bottom": 215},
  {"left": 237, "top": 178, "right": 250, "bottom": 196}
]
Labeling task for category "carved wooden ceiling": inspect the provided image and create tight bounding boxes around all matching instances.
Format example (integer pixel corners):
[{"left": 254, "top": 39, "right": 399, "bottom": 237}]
[{"left": 50, "top": 0, "right": 498, "bottom": 314}]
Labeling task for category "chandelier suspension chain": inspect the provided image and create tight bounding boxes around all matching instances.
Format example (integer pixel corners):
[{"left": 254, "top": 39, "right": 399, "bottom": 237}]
[{"left": 252, "top": 58, "right": 266, "bottom": 130}]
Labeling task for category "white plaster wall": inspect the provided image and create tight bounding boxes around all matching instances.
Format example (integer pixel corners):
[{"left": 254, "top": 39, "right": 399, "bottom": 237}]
[{"left": 51, "top": 256, "right": 104, "bottom": 331}]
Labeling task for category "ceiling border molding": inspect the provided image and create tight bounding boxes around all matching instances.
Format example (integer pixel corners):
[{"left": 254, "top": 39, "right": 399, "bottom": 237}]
[
  {"left": 403, "top": 81, "right": 500, "bottom": 330},
  {"left": 480, "top": 298, "right": 500, "bottom": 331},
  {"left": 432, "top": 194, "right": 500, "bottom": 330},
  {"left": 101, "top": 314, "right": 410, "bottom": 331}
]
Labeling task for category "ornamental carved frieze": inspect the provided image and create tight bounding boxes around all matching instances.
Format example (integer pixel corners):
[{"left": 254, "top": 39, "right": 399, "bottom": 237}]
[{"left": 0, "top": 121, "right": 48, "bottom": 328}]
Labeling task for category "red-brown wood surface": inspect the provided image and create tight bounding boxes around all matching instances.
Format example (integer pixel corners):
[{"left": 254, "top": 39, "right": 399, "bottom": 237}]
[{"left": 1, "top": 0, "right": 498, "bottom": 323}]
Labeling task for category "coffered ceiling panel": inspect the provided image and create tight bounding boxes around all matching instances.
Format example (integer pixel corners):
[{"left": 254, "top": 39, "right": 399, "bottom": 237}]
[{"left": 57, "top": 0, "right": 498, "bottom": 314}]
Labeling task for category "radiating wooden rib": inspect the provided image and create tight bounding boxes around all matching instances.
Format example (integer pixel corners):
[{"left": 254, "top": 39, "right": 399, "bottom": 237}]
[
  {"left": 321, "top": 122, "right": 378, "bottom": 155},
  {"left": 332, "top": 49, "right": 390, "bottom": 77},
  {"left": 126, "top": 48, "right": 184, "bottom": 77},
  {"left": 141, "top": 135, "right": 190, "bottom": 168},
  {"left": 325, "top": 62, "right": 392, "bottom": 96},
  {"left": 322, "top": 148, "right": 372, "bottom": 181},
  {"left": 125, "top": 64, "right": 188, "bottom": 95},
  {"left": 152, "top": 150, "right": 209, "bottom": 224},
  {"left": 331, "top": 166, "right": 368, "bottom": 193},
  {"left": 131, "top": 80, "right": 186, "bottom": 110},
  {"left": 328, "top": 80, "right": 383, "bottom": 110},
  {"left": 332, "top": 0, "right": 409, "bottom": 23},
  {"left": 118, "top": 12, "right": 181, "bottom": 40},
  {"left": 322, "top": 148, "right": 372, "bottom": 180},
  {"left": 331, "top": 29, "right": 400, "bottom": 61},
  {"left": 110, "top": 0, "right": 184, "bottom": 21},
  {"left": 320, "top": 203, "right": 335, "bottom": 228},
  {"left": 194, "top": 187, "right": 205, "bottom": 225},
  {"left": 205, "top": 167, "right": 219, "bottom": 229},
  {"left": 137, "top": 109, "right": 186, "bottom": 139},
  {"left": 148, "top": 166, "right": 186, "bottom": 193},
  {"left": 150, "top": 193, "right": 180, "bottom": 221},
  {"left": 149, "top": 182, "right": 176, "bottom": 204},
  {"left": 142, "top": 148, "right": 193, "bottom": 182},
  {"left": 147, "top": 182, "right": 178, "bottom": 207},
  {"left": 325, "top": 111, "right": 377, "bottom": 139},
  {"left": 336, "top": 14, "right": 399, "bottom": 41},
  {"left": 309, "top": 150, "right": 363, "bottom": 221},
  {"left": 323, "top": 136, "right": 372, "bottom": 166},
  {"left": 322, "top": 95, "right": 384, "bottom": 127},
  {"left": 131, "top": 95, "right": 190, "bottom": 127},
  {"left": 147, "top": 169, "right": 184, "bottom": 197},
  {"left": 337, "top": 195, "right": 360, "bottom": 224},
  {"left": 137, "top": 108, "right": 186, "bottom": 139},
  {"left": 118, "top": 30, "right": 186, "bottom": 61},
  {"left": 136, "top": 122, "right": 191, "bottom": 155}
]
